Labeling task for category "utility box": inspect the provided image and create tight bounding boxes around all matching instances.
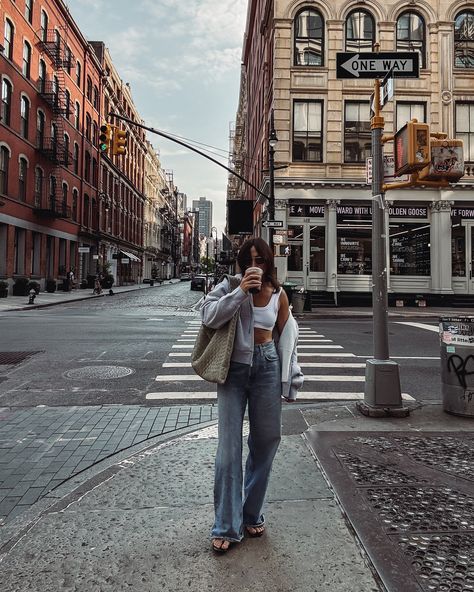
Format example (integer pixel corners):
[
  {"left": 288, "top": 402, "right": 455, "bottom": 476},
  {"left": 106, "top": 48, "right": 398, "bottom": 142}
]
[
  {"left": 439, "top": 316, "right": 474, "bottom": 417},
  {"left": 418, "top": 139, "right": 464, "bottom": 182}
]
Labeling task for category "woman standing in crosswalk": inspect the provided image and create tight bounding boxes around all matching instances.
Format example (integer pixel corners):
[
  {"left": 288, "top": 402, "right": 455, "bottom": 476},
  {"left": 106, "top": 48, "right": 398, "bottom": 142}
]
[{"left": 200, "top": 237, "right": 303, "bottom": 553}]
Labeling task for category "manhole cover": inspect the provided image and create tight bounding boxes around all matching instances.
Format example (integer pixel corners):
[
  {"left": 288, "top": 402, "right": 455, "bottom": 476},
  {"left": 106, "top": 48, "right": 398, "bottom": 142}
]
[
  {"left": 65, "top": 366, "right": 134, "bottom": 380},
  {"left": 0, "top": 351, "right": 42, "bottom": 365}
]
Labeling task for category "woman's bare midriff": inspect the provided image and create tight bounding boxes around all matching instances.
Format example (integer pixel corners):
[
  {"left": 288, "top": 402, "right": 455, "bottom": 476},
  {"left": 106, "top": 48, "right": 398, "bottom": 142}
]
[{"left": 254, "top": 327, "right": 273, "bottom": 345}]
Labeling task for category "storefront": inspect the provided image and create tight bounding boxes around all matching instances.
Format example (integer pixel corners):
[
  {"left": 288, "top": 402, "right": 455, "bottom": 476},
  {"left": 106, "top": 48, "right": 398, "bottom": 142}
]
[{"left": 273, "top": 191, "right": 474, "bottom": 305}]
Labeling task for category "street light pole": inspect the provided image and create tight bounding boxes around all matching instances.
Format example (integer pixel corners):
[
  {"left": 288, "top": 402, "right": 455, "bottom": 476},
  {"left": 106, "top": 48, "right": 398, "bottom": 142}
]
[
  {"left": 211, "top": 226, "right": 218, "bottom": 285},
  {"left": 268, "top": 110, "right": 277, "bottom": 248}
]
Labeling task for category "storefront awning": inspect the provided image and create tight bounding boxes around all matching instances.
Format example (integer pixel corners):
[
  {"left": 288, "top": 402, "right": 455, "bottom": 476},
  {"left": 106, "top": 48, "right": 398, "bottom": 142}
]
[{"left": 119, "top": 250, "right": 141, "bottom": 262}]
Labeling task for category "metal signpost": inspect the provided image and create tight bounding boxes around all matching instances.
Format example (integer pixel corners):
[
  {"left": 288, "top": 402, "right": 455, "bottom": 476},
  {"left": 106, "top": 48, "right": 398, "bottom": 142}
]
[{"left": 337, "top": 51, "right": 415, "bottom": 417}]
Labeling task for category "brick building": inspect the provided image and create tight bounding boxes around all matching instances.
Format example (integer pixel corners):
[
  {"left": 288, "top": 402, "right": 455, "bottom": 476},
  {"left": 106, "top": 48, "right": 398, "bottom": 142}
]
[{"left": 231, "top": 0, "right": 474, "bottom": 306}]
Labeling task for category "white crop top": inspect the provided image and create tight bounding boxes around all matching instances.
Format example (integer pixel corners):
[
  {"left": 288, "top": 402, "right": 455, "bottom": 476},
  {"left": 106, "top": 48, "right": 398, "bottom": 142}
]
[{"left": 253, "top": 289, "right": 281, "bottom": 330}]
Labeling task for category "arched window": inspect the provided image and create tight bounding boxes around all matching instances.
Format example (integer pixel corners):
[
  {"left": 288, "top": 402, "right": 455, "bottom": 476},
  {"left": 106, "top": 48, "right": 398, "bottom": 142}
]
[
  {"left": 2, "top": 79, "right": 12, "bottom": 126},
  {"left": 23, "top": 41, "right": 32, "bottom": 78},
  {"left": 37, "top": 110, "right": 45, "bottom": 148},
  {"left": 34, "top": 167, "right": 43, "bottom": 206},
  {"left": 49, "top": 175, "right": 56, "bottom": 207},
  {"left": 38, "top": 59, "right": 46, "bottom": 93},
  {"left": 4, "top": 19, "right": 14, "bottom": 60},
  {"left": 86, "top": 76, "right": 92, "bottom": 101},
  {"left": 83, "top": 193, "right": 90, "bottom": 227},
  {"left": 40, "top": 10, "right": 48, "bottom": 42},
  {"left": 72, "top": 188, "right": 78, "bottom": 221},
  {"left": 294, "top": 8, "right": 324, "bottom": 66},
  {"left": 65, "top": 89, "right": 71, "bottom": 118},
  {"left": 92, "top": 121, "right": 98, "bottom": 145},
  {"left": 25, "top": 0, "right": 34, "bottom": 24},
  {"left": 74, "top": 101, "right": 80, "bottom": 129},
  {"left": 62, "top": 182, "right": 68, "bottom": 207},
  {"left": 0, "top": 146, "right": 10, "bottom": 194},
  {"left": 85, "top": 113, "right": 91, "bottom": 141},
  {"left": 345, "top": 10, "right": 375, "bottom": 52},
  {"left": 20, "top": 95, "right": 30, "bottom": 139},
  {"left": 76, "top": 60, "right": 81, "bottom": 87},
  {"left": 73, "top": 142, "right": 79, "bottom": 175},
  {"left": 455, "top": 11, "right": 474, "bottom": 69},
  {"left": 19, "top": 157, "right": 28, "bottom": 202},
  {"left": 93, "top": 85, "right": 99, "bottom": 110},
  {"left": 64, "top": 134, "right": 70, "bottom": 167},
  {"left": 84, "top": 151, "right": 91, "bottom": 182},
  {"left": 397, "top": 12, "right": 425, "bottom": 68}
]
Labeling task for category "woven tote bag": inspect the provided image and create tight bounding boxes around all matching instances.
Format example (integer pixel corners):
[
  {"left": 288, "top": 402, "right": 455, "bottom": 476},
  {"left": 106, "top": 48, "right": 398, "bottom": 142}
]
[{"left": 191, "top": 275, "right": 241, "bottom": 384}]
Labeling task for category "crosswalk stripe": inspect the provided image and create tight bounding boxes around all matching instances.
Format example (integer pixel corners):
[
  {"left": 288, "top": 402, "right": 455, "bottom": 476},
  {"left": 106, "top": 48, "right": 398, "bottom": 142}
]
[
  {"left": 169, "top": 352, "right": 192, "bottom": 357},
  {"left": 298, "top": 353, "right": 355, "bottom": 357},
  {"left": 298, "top": 345, "right": 343, "bottom": 349},
  {"left": 300, "top": 362, "right": 366, "bottom": 368},
  {"left": 172, "top": 345, "right": 194, "bottom": 349},
  {"left": 155, "top": 374, "right": 365, "bottom": 382},
  {"left": 298, "top": 339, "right": 333, "bottom": 343},
  {"left": 177, "top": 339, "right": 196, "bottom": 342},
  {"left": 145, "top": 391, "right": 415, "bottom": 401},
  {"left": 163, "top": 362, "right": 192, "bottom": 368}
]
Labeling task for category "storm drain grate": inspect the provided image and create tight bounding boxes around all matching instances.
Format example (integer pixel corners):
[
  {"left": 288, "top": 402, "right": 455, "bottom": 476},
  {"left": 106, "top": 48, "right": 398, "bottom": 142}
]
[
  {"left": 0, "top": 351, "right": 42, "bottom": 365},
  {"left": 306, "top": 431, "right": 474, "bottom": 592}
]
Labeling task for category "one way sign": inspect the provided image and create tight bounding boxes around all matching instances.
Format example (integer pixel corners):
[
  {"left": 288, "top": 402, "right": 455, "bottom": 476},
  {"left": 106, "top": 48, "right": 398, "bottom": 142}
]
[{"left": 336, "top": 52, "right": 419, "bottom": 79}]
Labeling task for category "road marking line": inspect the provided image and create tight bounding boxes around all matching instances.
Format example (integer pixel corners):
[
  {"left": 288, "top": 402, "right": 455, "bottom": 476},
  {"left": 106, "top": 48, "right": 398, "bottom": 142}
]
[
  {"left": 145, "top": 391, "right": 415, "bottom": 401},
  {"left": 355, "top": 355, "right": 439, "bottom": 360},
  {"left": 177, "top": 339, "right": 196, "bottom": 342},
  {"left": 298, "top": 353, "right": 355, "bottom": 357},
  {"left": 154, "top": 374, "right": 365, "bottom": 382},
  {"left": 396, "top": 322, "right": 439, "bottom": 332},
  {"left": 169, "top": 352, "right": 192, "bottom": 357},
  {"left": 300, "top": 362, "right": 366, "bottom": 368},
  {"left": 171, "top": 345, "right": 194, "bottom": 349},
  {"left": 163, "top": 362, "right": 192, "bottom": 368},
  {"left": 297, "top": 345, "right": 343, "bottom": 349},
  {"left": 298, "top": 339, "right": 333, "bottom": 343}
]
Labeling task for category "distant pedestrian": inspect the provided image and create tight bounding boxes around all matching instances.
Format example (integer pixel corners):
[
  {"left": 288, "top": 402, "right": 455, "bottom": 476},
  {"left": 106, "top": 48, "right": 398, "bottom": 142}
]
[
  {"left": 200, "top": 237, "right": 303, "bottom": 553},
  {"left": 93, "top": 276, "right": 102, "bottom": 295},
  {"left": 67, "top": 269, "right": 75, "bottom": 291}
]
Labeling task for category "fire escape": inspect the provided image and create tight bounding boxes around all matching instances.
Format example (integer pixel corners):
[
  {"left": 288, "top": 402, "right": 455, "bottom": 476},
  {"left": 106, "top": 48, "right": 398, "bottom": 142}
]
[{"left": 35, "top": 27, "right": 73, "bottom": 218}]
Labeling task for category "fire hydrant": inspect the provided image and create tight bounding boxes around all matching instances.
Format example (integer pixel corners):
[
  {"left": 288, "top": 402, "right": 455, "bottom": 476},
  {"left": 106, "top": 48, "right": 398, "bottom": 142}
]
[{"left": 28, "top": 289, "right": 36, "bottom": 304}]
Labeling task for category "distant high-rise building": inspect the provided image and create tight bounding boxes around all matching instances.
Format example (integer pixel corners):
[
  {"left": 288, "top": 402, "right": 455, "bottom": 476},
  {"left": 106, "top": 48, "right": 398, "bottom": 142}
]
[{"left": 192, "top": 197, "right": 213, "bottom": 237}]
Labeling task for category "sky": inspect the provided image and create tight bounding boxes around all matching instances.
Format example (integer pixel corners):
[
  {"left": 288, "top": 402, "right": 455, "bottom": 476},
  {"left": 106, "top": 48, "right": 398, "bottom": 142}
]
[{"left": 67, "top": 0, "right": 249, "bottom": 235}]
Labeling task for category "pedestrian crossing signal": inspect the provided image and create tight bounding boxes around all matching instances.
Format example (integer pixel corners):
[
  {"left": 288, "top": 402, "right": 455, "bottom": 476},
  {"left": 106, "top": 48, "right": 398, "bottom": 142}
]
[
  {"left": 99, "top": 124, "right": 112, "bottom": 154},
  {"left": 112, "top": 128, "right": 127, "bottom": 156}
]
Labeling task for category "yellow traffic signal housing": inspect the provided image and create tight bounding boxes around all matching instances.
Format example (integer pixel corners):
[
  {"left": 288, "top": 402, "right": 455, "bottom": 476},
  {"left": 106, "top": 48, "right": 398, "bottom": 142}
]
[
  {"left": 394, "top": 120, "right": 430, "bottom": 176},
  {"left": 418, "top": 138, "right": 465, "bottom": 183},
  {"left": 112, "top": 128, "right": 127, "bottom": 156},
  {"left": 98, "top": 123, "right": 112, "bottom": 154}
]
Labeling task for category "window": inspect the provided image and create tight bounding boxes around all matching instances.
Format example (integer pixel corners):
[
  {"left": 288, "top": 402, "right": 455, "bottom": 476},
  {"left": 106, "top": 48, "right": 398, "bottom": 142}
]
[
  {"left": 31, "top": 232, "right": 41, "bottom": 276},
  {"left": 40, "top": 10, "right": 48, "bottom": 42},
  {"left": 345, "top": 10, "right": 374, "bottom": 52},
  {"left": 73, "top": 142, "right": 79, "bottom": 174},
  {"left": 0, "top": 146, "right": 10, "bottom": 194},
  {"left": 65, "top": 89, "right": 71, "bottom": 118},
  {"left": 92, "top": 157, "right": 98, "bottom": 186},
  {"left": 292, "top": 100, "right": 323, "bottom": 162},
  {"left": 93, "top": 85, "right": 99, "bottom": 110},
  {"left": 287, "top": 225, "right": 303, "bottom": 272},
  {"left": 18, "top": 157, "right": 27, "bottom": 201},
  {"left": 294, "top": 9, "right": 324, "bottom": 66},
  {"left": 64, "top": 134, "right": 69, "bottom": 166},
  {"left": 34, "top": 167, "right": 43, "bottom": 206},
  {"left": 49, "top": 174, "right": 56, "bottom": 206},
  {"left": 38, "top": 59, "right": 46, "bottom": 93},
  {"left": 36, "top": 110, "right": 45, "bottom": 148},
  {"left": 85, "top": 113, "right": 91, "bottom": 141},
  {"left": 2, "top": 79, "right": 12, "bottom": 126},
  {"left": 452, "top": 225, "right": 466, "bottom": 277},
  {"left": 83, "top": 194, "right": 90, "bottom": 226},
  {"left": 344, "top": 102, "right": 371, "bottom": 163},
  {"left": 65, "top": 46, "right": 72, "bottom": 73},
  {"left": 22, "top": 41, "right": 31, "bottom": 78},
  {"left": 92, "top": 121, "right": 98, "bottom": 145},
  {"left": 337, "top": 227, "right": 372, "bottom": 274},
  {"left": 72, "top": 188, "right": 78, "bottom": 221},
  {"left": 75, "top": 60, "right": 81, "bottom": 87},
  {"left": 396, "top": 102, "right": 426, "bottom": 132},
  {"left": 74, "top": 102, "right": 80, "bottom": 129},
  {"left": 25, "top": 0, "right": 33, "bottom": 24},
  {"left": 396, "top": 12, "right": 425, "bottom": 68},
  {"left": 62, "top": 182, "right": 67, "bottom": 208},
  {"left": 4, "top": 19, "right": 14, "bottom": 60},
  {"left": 84, "top": 151, "right": 91, "bottom": 182},
  {"left": 455, "top": 11, "right": 474, "bottom": 69},
  {"left": 456, "top": 103, "right": 474, "bottom": 162},
  {"left": 389, "top": 223, "right": 430, "bottom": 276},
  {"left": 86, "top": 76, "right": 92, "bottom": 101},
  {"left": 20, "top": 96, "right": 30, "bottom": 139}
]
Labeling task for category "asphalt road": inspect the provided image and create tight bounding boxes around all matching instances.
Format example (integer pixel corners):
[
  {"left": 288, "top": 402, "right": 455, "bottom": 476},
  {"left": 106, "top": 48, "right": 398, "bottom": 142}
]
[{"left": 0, "top": 282, "right": 442, "bottom": 407}]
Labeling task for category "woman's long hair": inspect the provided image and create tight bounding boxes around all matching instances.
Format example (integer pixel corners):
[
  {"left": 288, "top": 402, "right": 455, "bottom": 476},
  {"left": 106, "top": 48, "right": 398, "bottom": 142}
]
[{"left": 237, "top": 237, "right": 280, "bottom": 292}]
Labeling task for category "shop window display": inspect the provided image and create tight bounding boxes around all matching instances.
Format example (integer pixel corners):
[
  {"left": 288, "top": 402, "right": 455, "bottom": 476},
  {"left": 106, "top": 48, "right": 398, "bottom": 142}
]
[
  {"left": 288, "top": 225, "right": 303, "bottom": 271},
  {"left": 452, "top": 225, "right": 466, "bottom": 277},
  {"left": 309, "top": 225, "right": 325, "bottom": 271},
  {"left": 389, "top": 223, "right": 430, "bottom": 275},
  {"left": 337, "top": 227, "right": 372, "bottom": 274}
]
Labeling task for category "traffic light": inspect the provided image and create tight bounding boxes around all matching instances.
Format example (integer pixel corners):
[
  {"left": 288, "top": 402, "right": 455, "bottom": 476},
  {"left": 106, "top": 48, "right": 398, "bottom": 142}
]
[
  {"left": 418, "top": 138, "right": 465, "bottom": 183},
  {"left": 394, "top": 120, "right": 430, "bottom": 176},
  {"left": 112, "top": 128, "right": 127, "bottom": 156},
  {"left": 98, "top": 123, "right": 112, "bottom": 154}
]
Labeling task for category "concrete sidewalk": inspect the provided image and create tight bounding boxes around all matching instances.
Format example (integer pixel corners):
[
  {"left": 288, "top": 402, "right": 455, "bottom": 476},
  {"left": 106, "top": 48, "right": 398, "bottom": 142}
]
[
  {"left": 0, "top": 280, "right": 181, "bottom": 313},
  {"left": 0, "top": 401, "right": 471, "bottom": 591}
]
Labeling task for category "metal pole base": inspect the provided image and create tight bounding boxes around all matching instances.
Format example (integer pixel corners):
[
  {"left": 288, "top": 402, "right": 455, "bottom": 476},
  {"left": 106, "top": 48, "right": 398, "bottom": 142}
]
[{"left": 359, "top": 359, "right": 410, "bottom": 417}]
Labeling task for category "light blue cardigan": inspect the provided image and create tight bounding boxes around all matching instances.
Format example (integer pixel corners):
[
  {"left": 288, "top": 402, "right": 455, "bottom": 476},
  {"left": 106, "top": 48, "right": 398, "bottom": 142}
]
[{"left": 200, "top": 275, "right": 304, "bottom": 400}]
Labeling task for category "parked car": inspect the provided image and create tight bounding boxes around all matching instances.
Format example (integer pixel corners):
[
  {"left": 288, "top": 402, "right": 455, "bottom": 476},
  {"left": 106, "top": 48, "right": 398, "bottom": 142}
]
[
  {"left": 180, "top": 273, "right": 191, "bottom": 281},
  {"left": 190, "top": 274, "right": 211, "bottom": 291}
]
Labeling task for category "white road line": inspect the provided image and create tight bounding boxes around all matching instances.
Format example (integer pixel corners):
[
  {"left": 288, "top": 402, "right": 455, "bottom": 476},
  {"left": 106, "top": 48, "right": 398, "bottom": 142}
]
[
  {"left": 297, "top": 345, "right": 343, "bottom": 349},
  {"left": 163, "top": 362, "right": 192, "bottom": 368},
  {"left": 298, "top": 339, "right": 333, "bottom": 343},
  {"left": 169, "top": 352, "right": 192, "bottom": 357},
  {"left": 355, "top": 355, "right": 439, "bottom": 360},
  {"left": 155, "top": 374, "right": 365, "bottom": 382},
  {"left": 300, "top": 362, "right": 366, "bottom": 368},
  {"left": 396, "top": 322, "right": 439, "bottom": 333},
  {"left": 145, "top": 391, "right": 415, "bottom": 401},
  {"left": 177, "top": 339, "right": 196, "bottom": 342},
  {"left": 171, "top": 345, "right": 194, "bottom": 349},
  {"left": 298, "top": 353, "right": 356, "bottom": 357}
]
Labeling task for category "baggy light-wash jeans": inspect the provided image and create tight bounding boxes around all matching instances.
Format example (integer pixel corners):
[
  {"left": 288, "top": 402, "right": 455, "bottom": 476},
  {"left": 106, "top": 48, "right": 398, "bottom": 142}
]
[{"left": 211, "top": 340, "right": 282, "bottom": 542}]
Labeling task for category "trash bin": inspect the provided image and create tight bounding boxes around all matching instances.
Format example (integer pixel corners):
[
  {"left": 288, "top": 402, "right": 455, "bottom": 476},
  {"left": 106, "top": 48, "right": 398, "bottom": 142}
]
[
  {"left": 282, "top": 281, "right": 298, "bottom": 305},
  {"left": 439, "top": 316, "right": 474, "bottom": 417},
  {"left": 292, "top": 291, "right": 306, "bottom": 314}
]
